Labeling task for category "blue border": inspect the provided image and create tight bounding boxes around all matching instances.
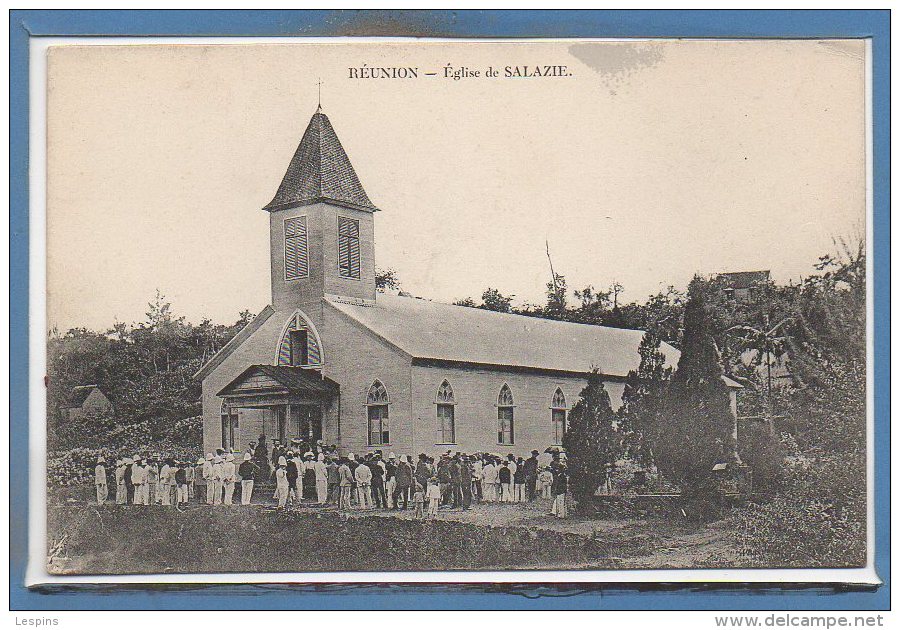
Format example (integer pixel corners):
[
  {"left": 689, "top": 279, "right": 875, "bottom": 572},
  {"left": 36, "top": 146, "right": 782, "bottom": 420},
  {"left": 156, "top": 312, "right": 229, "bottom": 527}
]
[{"left": 9, "top": 9, "right": 889, "bottom": 611}]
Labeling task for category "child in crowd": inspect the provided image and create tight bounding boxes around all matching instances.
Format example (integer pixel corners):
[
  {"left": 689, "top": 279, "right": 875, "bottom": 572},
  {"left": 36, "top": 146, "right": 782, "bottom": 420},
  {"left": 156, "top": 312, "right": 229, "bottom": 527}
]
[
  {"left": 539, "top": 466, "right": 554, "bottom": 499},
  {"left": 425, "top": 476, "right": 441, "bottom": 519},
  {"left": 413, "top": 479, "right": 425, "bottom": 520}
]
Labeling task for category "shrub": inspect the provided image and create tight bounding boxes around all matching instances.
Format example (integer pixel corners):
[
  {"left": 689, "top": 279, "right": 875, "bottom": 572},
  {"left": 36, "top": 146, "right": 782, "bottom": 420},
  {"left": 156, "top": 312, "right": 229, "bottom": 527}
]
[
  {"left": 730, "top": 453, "right": 865, "bottom": 567},
  {"left": 564, "top": 370, "right": 620, "bottom": 511},
  {"left": 47, "top": 415, "right": 204, "bottom": 485},
  {"left": 738, "top": 422, "right": 787, "bottom": 494}
]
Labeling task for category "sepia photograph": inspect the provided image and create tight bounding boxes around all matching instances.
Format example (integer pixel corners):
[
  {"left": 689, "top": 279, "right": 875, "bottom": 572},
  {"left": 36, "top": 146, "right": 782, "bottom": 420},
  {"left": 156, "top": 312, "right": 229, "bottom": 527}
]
[{"left": 37, "top": 37, "right": 870, "bottom": 579}]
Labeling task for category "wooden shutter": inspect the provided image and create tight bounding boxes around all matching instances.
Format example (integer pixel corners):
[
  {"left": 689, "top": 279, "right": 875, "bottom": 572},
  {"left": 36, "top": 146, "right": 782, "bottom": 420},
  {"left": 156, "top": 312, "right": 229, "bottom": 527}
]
[
  {"left": 284, "top": 216, "right": 309, "bottom": 280},
  {"left": 338, "top": 217, "right": 360, "bottom": 279}
]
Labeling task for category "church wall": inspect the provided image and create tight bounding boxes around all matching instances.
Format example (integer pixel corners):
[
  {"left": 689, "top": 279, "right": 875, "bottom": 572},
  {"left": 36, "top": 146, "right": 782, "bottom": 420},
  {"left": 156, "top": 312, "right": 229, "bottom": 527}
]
[
  {"left": 321, "top": 303, "right": 412, "bottom": 458},
  {"left": 200, "top": 309, "right": 290, "bottom": 456},
  {"left": 409, "top": 365, "right": 626, "bottom": 458}
]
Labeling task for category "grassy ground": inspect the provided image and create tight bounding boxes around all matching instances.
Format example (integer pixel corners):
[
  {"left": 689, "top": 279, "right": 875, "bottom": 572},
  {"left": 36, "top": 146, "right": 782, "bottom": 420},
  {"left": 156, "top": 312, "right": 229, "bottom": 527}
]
[{"left": 47, "top": 484, "right": 738, "bottom": 575}]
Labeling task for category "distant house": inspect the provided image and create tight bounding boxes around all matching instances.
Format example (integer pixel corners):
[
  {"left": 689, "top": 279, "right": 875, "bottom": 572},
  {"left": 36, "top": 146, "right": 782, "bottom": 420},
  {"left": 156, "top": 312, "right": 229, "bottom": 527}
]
[
  {"left": 717, "top": 270, "right": 771, "bottom": 302},
  {"left": 61, "top": 385, "right": 115, "bottom": 422}
]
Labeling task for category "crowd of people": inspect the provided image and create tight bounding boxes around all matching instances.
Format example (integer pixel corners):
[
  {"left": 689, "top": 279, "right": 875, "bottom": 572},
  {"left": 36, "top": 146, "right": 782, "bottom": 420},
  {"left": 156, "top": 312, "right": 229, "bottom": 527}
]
[{"left": 92, "top": 435, "right": 571, "bottom": 519}]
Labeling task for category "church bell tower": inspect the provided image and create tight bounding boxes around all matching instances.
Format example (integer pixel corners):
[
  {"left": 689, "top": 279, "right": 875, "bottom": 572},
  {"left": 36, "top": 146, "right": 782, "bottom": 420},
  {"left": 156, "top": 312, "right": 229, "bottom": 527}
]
[{"left": 264, "top": 107, "right": 378, "bottom": 318}]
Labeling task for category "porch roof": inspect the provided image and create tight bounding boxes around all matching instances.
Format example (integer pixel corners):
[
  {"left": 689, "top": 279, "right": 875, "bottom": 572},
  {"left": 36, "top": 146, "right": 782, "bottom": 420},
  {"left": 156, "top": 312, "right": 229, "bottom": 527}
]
[{"left": 217, "top": 365, "right": 340, "bottom": 399}]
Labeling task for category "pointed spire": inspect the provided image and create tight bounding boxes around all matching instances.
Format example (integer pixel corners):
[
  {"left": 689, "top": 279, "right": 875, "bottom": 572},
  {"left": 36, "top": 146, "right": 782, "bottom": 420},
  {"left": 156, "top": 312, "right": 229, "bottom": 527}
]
[{"left": 263, "top": 108, "right": 377, "bottom": 213}]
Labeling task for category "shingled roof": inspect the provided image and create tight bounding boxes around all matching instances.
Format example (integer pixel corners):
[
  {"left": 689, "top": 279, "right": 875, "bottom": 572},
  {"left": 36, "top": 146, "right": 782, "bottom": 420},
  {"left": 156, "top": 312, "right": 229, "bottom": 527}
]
[
  {"left": 263, "top": 108, "right": 377, "bottom": 213},
  {"left": 218, "top": 365, "right": 340, "bottom": 398}
]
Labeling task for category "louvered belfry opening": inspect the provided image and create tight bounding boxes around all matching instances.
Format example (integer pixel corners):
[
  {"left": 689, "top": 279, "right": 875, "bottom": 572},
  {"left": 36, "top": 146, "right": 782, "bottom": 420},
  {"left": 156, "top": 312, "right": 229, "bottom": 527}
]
[
  {"left": 337, "top": 216, "right": 360, "bottom": 279},
  {"left": 264, "top": 108, "right": 379, "bottom": 309},
  {"left": 283, "top": 215, "right": 309, "bottom": 280}
]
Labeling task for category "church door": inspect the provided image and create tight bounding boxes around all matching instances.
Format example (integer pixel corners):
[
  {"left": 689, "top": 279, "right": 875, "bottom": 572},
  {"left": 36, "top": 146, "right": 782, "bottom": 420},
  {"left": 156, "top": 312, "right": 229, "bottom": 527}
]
[{"left": 294, "top": 404, "right": 322, "bottom": 443}]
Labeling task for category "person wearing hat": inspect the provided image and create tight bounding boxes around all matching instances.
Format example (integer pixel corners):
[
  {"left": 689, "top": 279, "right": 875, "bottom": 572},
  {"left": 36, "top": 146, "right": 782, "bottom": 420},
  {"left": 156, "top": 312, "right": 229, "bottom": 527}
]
[
  {"left": 354, "top": 456, "right": 372, "bottom": 510},
  {"left": 286, "top": 451, "right": 301, "bottom": 505},
  {"left": 539, "top": 465, "right": 554, "bottom": 499},
  {"left": 124, "top": 456, "right": 135, "bottom": 504},
  {"left": 469, "top": 454, "right": 483, "bottom": 504},
  {"left": 302, "top": 451, "right": 317, "bottom": 501},
  {"left": 275, "top": 456, "right": 289, "bottom": 508},
  {"left": 167, "top": 458, "right": 180, "bottom": 505},
  {"left": 312, "top": 453, "right": 328, "bottom": 505},
  {"left": 114, "top": 458, "right": 127, "bottom": 505},
  {"left": 194, "top": 457, "right": 207, "bottom": 503},
  {"left": 436, "top": 455, "right": 452, "bottom": 507},
  {"left": 384, "top": 453, "right": 397, "bottom": 509},
  {"left": 131, "top": 457, "right": 150, "bottom": 505},
  {"left": 175, "top": 461, "right": 189, "bottom": 505},
  {"left": 482, "top": 456, "right": 498, "bottom": 502},
  {"left": 185, "top": 455, "right": 196, "bottom": 500},
  {"left": 337, "top": 457, "right": 353, "bottom": 510},
  {"left": 449, "top": 454, "right": 464, "bottom": 509},
  {"left": 238, "top": 453, "right": 259, "bottom": 505},
  {"left": 346, "top": 453, "right": 359, "bottom": 507},
  {"left": 550, "top": 461, "right": 569, "bottom": 518},
  {"left": 146, "top": 458, "right": 159, "bottom": 505},
  {"left": 524, "top": 450, "right": 540, "bottom": 502},
  {"left": 460, "top": 455, "right": 473, "bottom": 510},
  {"left": 393, "top": 455, "right": 412, "bottom": 510},
  {"left": 414, "top": 454, "right": 431, "bottom": 495},
  {"left": 498, "top": 461, "right": 512, "bottom": 503},
  {"left": 157, "top": 458, "right": 171, "bottom": 505},
  {"left": 211, "top": 455, "right": 225, "bottom": 505},
  {"left": 253, "top": 435, "right": 269, "bottom": 480},
  {"left": 222, "top": 453, "right": 237, "bottom": 505},
  {"left": 369, "top": 454, "right": 386, "bottom": 509},
  {"left": 326, "top": 456, "right": 340, "bottom": 505},
  {"left": 202, "top": 454, "right": 215, "bottom": 505},
  {"left": 94, "top": 456, "right": 108, "bottom": 505}
]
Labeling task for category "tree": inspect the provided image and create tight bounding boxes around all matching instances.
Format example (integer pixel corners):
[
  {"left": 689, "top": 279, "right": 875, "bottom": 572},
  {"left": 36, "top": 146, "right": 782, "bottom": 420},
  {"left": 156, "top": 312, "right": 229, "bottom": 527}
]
[
  {"left": 619, "top": 330, "right": 672, "bottom": 466},
  {"left": 544, "top": 273, "right": 568, "bottom": 319},
  {"left": 480, "top": 288, "right": 514, "bottom": 313},
  {"left": 726, "top": 315, "right": 791, "bottom": 421},
  {"left": 573, "top": 285, "right": 612, "bottom": 325},
  {"left": 654, "top": 276, "right": 736, "bottom": 499},
  {"left": 783, "top": 239, "right": 866, "bottom": 453},
  {"left": 375, "top": 267, "right": 401, "bottom": 292},
  {"left": 563, "top": 369, "right": 620, "bottom": 511}
]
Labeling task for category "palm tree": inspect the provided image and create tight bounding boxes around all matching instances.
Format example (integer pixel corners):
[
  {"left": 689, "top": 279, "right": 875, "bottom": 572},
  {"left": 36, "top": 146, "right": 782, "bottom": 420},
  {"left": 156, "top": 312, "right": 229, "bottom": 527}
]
[{"left": 726, "top": 315, "right": 791, "bottom": 429}]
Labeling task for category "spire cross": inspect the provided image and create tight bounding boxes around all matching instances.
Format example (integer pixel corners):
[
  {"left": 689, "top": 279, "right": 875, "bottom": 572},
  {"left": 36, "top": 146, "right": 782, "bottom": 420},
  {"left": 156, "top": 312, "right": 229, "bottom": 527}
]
[{"left": 317, "top": 78, "right": 323, "bottom": 110}]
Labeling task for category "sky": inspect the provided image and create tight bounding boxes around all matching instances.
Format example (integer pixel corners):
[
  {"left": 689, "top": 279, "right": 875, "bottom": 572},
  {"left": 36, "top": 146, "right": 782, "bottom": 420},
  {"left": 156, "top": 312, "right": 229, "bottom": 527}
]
[{"left": 46, "top": 39, "right": 866, "bottom": 331}]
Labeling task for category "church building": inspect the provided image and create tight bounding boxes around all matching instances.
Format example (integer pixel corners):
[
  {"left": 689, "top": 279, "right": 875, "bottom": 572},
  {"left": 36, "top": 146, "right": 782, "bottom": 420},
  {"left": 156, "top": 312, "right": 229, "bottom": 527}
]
[{"left": 194, "top": 107, "right": 739, "bottom": 458}]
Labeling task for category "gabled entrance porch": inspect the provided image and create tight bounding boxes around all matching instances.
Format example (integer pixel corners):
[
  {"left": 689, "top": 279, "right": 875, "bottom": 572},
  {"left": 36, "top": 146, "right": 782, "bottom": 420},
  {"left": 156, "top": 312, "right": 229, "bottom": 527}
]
[{"left": 217, "top": 365, "right": 340, "bottom": 452}]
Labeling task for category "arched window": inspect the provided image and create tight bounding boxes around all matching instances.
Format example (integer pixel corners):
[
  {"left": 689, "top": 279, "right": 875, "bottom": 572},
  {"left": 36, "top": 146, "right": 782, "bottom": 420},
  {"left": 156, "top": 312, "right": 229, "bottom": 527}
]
[
  {"left": 276, "top": 311, "right": 322, "bottom": 367},
  {"left": 551, "top": 387, "right": 567, "bottom": 445},
  {"left": 436, "top": 380, "right": 456, "bottom": 444},
  {"left": 220, "top": 401, "right": 238, "bottom": 450},
  {"left": 367, "top": 380, "right": 390, "bottom": 445},
  {"left": 497, "top": 384, "right": 514, "bottom": 445}
]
